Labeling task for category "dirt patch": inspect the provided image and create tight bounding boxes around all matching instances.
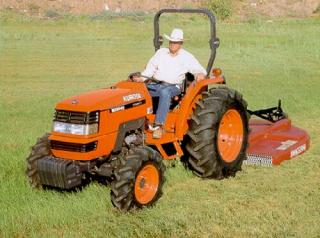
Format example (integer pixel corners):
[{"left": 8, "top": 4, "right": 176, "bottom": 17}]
[
  {"left": 234, "top": 0, "right": 320, "bottom": 19},
  {"left": 0, "top": 0, "right": 319, "bottom": 17},
  {"left": 0, "top": 0, "right": 203, "bottom": 15}
]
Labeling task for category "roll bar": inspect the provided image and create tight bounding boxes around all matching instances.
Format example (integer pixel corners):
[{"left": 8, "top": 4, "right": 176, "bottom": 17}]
[{"left": 153, "top": 8, "right": 220, "bottom": 76}]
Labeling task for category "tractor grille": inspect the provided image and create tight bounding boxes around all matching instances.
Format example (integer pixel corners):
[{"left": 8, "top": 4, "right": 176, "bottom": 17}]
[
  {"left": 54, "top": 110, "right": 99, "bottom": 124},
  {"left": 50, "top": 140, "right": 98, "bottom": 153}
]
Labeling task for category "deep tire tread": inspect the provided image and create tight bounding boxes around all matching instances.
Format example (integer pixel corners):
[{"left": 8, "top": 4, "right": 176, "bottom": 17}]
[
  {"left": 183, "top": 87, "right": 249, "bottom": 179},
  {"left": 111, "top": 146, "right": 166, "bottom": 212},
  {"left": 26, "top": 133, "right": 51, "bottom": 188}
]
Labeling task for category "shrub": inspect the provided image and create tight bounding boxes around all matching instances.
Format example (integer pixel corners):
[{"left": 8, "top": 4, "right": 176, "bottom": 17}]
[
  {"left": 44, "top": 10, "right": 60, "bottom": 19},
  {"left": 314, "top": 4, "right": 320, "bottom": 14},
  {"left": 207, "top": 0, "right": 232, "bottom": 20}
]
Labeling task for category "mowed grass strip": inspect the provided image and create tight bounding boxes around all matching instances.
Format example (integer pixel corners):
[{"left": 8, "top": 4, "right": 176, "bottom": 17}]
[{"left": 0, "top": 12, "right": 319, "bottom": 237}]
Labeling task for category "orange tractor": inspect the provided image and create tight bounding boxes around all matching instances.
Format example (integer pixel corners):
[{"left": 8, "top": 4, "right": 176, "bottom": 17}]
[{"left": 26, "top": 9, "right": 310, "bottom": 211}]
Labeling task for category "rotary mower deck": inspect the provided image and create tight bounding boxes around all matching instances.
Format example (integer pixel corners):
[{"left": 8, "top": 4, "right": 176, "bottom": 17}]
[{"left": 246, "top": 102, "right": 309, "bottom": 166}]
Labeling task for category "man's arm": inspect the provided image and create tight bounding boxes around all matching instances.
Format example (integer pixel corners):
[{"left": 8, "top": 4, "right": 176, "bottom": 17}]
[{"left": 187, "top": 53, "right": 207, "bottom": 81}]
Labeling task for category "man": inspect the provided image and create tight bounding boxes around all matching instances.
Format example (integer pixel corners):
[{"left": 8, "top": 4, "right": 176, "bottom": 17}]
[{"left": 133, "top": 28, "right": 207, "bottom": 138}]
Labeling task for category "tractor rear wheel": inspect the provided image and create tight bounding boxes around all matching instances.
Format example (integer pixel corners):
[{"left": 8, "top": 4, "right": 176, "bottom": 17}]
[
  {"left": 111, "top": 146, "right": 165, "bottom": 211},
  {"left": 183, "top": 87, "right": 249, "bottom": 179},
  {"left": 26, "top": 133, "right": 51, "bottom": 188}
]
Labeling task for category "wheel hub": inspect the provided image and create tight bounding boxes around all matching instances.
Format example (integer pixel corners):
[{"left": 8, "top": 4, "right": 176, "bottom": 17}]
[
  {"left": 139, "top": 177, "right": 146, "bottom": 188},
  {"left": 134, "top": 164, "right": 159, "bottom": 205},
  {"left": 217, "top": 109, "right": 244, "bottom": 163}
]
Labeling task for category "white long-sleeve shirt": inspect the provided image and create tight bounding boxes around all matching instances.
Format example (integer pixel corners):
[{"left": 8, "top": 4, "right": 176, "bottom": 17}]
[{"left": 141, "top": 48, "right": 207, "bottom": 85}]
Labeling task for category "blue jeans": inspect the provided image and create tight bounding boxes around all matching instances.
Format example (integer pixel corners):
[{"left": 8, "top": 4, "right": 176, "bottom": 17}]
[{"left": 147, "top": 84, "right": 181, "bottom": 125}]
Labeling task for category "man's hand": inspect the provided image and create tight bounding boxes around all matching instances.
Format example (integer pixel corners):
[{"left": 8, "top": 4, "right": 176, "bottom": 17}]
[
  {"left": 132, "top": 76, "right": 145, "bottom": 82},
  {"left": 128, "top": 72, "right": 145, "bottom": 82},
  {"left": 195, "top": 73, "right": 206, "bottom": 82}
]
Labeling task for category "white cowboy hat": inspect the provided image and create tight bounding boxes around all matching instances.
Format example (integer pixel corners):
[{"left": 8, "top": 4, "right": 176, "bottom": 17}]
[{"left": 164, "top": 28, "right": 184, "bottom": 42}]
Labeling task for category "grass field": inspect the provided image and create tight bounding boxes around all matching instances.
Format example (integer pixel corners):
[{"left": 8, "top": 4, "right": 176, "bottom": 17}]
[{"left": 0, "top": 11, "right": 319, "bottom": 237}]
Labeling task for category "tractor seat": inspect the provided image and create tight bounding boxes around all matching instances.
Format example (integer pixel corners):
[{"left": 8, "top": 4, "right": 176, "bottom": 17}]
[
  {"left": 171, "top": 72, "right": 195, "bottom": 106},
  {"left": 173, "top": 72, "right": 195, "bottom": 100},
  {"left": 151, "top": 73, "right": 195, "bottom": 111}
]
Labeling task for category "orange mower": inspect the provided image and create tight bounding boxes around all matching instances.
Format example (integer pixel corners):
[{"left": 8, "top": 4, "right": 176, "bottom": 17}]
[{"left": 26, "top": 9, "right": 310, "bottom": 211}]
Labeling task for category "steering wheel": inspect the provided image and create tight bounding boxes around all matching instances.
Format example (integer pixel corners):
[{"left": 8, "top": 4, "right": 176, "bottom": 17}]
[
  {"left": 128, "top": 72, "right": 160, "bottom": 84},
  {"left": 141, "top": 75, "right": 160, "bottom": 84}
]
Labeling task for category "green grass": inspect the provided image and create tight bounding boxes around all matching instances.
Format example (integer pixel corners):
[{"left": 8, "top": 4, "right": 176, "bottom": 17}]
[{"left": 0, "top": 11, "right": 319, "bottom": 237}]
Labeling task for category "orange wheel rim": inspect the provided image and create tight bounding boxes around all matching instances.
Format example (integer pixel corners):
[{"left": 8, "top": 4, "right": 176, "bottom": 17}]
[
  {"left": 134, "top": 164, "right": 159, "bottom": 205},
  {"left": 217, "top": 109, "right": 244, "bottom": 163}
]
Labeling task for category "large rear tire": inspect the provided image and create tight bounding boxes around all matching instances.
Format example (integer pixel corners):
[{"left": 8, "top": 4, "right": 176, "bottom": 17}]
[
  {"left": 26, "top": 133, "right": 51, "bottom": 188},
  {"left": 111, "top": 146, "right": 165, "bottom": 211},
  {"left": 182, "top": 87, "right": 249, "bottom": 179}
]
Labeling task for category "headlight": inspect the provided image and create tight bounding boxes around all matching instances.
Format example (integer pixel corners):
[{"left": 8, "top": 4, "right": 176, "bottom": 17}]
[{"left": 53, "top": 122, "right": 98, "bottom": 135}]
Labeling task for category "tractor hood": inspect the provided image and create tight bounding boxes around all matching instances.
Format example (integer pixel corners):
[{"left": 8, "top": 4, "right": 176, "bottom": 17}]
[{"left": 55, "top": 87, "right": 146, "bottom": 112}]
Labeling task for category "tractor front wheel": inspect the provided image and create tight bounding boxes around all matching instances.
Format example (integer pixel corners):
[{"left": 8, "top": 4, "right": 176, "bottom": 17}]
[
  {"left": 26, "top": 133, "right": 51, "bottom": 188},
  {"left": 111, "top": 146, "right": 165, "bottom": 211},
  {"left": 183, "top": 87, "right": 249, "bottom": 179}
]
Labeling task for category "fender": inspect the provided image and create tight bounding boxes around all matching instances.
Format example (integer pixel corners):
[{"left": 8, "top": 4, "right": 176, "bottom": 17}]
[{"left": 175, "top": 77, "right": 224, "bottom": 139}]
